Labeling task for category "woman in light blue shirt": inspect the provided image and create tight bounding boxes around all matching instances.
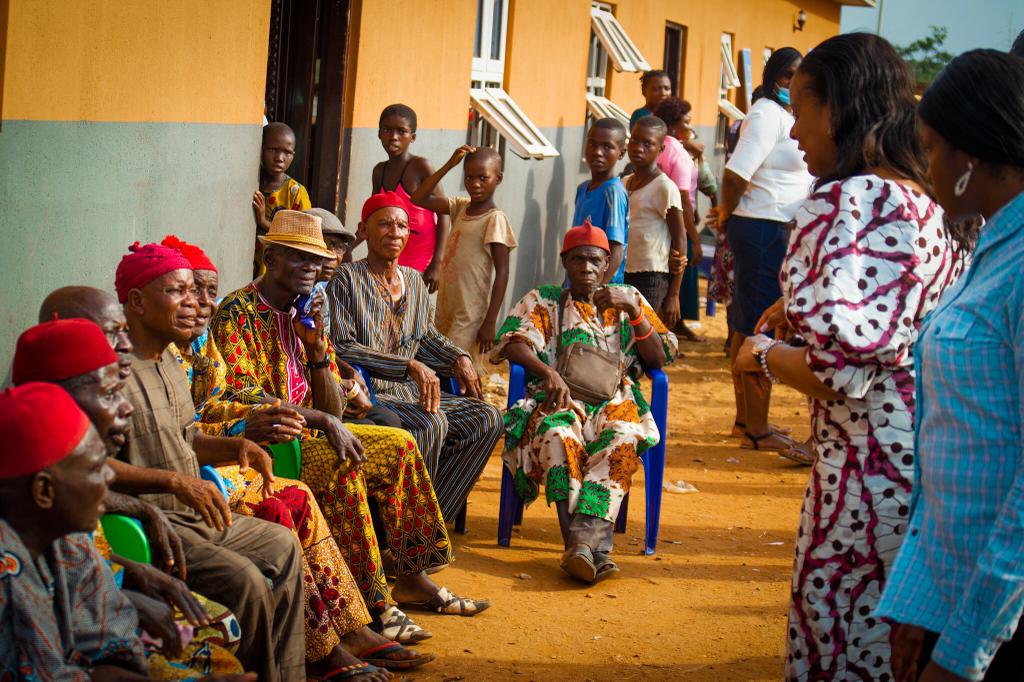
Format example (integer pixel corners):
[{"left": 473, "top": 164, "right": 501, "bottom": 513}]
[{"left": 876, "top": 50, "right": 1024, "bottom": 682}]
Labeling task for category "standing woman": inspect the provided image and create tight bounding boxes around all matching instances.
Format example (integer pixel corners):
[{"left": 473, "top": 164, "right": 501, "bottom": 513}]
[
  {"left": 709, "top": 47, "right": 811, "bottom": 453},
  {"left": 877, "top": 51, "right": 1024, "bottom": 682},
  {"left": 734, "top": 34, "right": 967, "bottom": 679}
]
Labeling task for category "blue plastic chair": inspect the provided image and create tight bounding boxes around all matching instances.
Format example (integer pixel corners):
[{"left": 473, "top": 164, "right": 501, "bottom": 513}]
[
  {"left": 497, "top": 362, "right": 669, "bottom": 555},
  {"left": 349, "top": 365, "right": 469, "bottom": 534},
  {"left": 103, "top": 465, "right": 229, "bottom": 563}
]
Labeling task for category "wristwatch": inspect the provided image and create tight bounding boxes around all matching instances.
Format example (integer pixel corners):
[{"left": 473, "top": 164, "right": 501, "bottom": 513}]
[{"left": 751, "top": 337, "right": 783, "bottom": 384}]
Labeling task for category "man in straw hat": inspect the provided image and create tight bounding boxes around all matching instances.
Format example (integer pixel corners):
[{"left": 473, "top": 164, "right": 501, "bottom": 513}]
[
  {"left": 213, "top": 210, "right": 490, "bottom": 643},
  {"left": 111, "top": 240, "right": 306, "bottom": 682},
  {"left": 324, "top": 193, "right": 504, "bottom": 524},
  {"left": 0, "top": 382, "right": 150, "bottom": 679}
]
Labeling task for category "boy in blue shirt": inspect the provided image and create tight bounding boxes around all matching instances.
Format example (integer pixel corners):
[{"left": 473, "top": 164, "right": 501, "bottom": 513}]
[{"left": 573, "top": 118, "right": 629, "bottom": 283}]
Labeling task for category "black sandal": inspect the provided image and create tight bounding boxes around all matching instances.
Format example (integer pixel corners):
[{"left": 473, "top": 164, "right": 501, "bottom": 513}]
[{"left": 742, "top": 431, "right": 795, "bottom": 453}]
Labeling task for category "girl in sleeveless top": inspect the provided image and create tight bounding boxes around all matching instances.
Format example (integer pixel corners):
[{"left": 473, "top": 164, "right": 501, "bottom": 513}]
[{"left": 369, "top": 104, "right": 451, "bottom": 292}]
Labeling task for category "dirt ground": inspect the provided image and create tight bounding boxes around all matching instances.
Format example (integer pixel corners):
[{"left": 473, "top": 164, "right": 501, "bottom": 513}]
[{"left": 402, "top": 301, "right": 812, "bottom": 682}]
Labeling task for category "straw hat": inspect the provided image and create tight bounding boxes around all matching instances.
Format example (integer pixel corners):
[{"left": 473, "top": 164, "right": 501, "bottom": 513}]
[
  {"left": 258, "top": 210, "right": 336, "bottom": 259},
  {"left": 304, "top": 208, "right": 356, "bottom": 245}
]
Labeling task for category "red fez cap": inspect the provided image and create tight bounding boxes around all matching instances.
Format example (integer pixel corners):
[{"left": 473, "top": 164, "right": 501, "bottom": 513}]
[
  {"left": 361, "top": 191, "right": 410, "bottom": 223},
  {"left": 12, "top": 319, "right": 119, "bottom": 386},
  {"left": 114, "top": 241, "right": 193, "bottom": 304},
  {"left": 0, "top": 383, "right": 91, "bottom": 479},
  {"left": 161, "top": 235, "right": 218, "bottom": 273},
  {"left": 561, "top": 219, "right": 610, "bottom": 255}
]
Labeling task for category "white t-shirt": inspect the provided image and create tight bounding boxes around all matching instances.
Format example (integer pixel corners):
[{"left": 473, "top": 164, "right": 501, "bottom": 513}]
[
  {"left": 623, "top": 172, "right": 682, "bottom": 274},
  {"left": 726, "top": 98, "right": 813, "bottom": 223}
]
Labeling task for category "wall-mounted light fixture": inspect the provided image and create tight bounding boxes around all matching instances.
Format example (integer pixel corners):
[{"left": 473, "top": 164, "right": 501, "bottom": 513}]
[{"left": 794, "top": 9, "right": 807, "bottom": 32}]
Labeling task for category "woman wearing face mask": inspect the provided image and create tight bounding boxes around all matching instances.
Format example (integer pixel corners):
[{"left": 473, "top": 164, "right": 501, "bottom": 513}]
[
  {"left": 876, "top": 50, "right": 1024, "bottom": 682},
  {"left": 707, "top": 47, "right": 812, "bottom": 457},
  {"left": 735, "top": 33, "right": 969, "bottom": 680}
]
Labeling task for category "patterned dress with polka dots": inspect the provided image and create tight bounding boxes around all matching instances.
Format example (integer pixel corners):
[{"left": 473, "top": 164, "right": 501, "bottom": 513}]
[{"left": 780, "top": 176, "right": 967, "bottom": 681}]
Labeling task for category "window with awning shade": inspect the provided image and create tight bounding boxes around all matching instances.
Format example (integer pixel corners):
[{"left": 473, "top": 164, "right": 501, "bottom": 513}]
[
  {"left": 590, "top": 5, "right": 651, "bottom": 73},
  {"left": 471, "top": 87, "right": 559, "bottom": 159}
]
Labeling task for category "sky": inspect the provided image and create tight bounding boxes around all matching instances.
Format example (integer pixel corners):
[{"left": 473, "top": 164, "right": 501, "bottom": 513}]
[{"left": 840, "top": 0, "right": 1022, "bottom": 54}]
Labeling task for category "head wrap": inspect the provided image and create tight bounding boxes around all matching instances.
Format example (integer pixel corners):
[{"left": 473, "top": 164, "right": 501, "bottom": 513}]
[
  {"left": 361, "top": 192, "right": 409, "bottom": 223},
  {"left": 114, "top": 241, "right": 193, "bottom": 303},
  {"left": 561, "top": 219, "right": 611, "bottom": 255},
  {"left": 12, "top": 319, "right": 119, "bottom": 386},
  {"left": 161, "top": 235, "right": 218, "bottom": 273},
  {"left": 0, "top": 383, "right": 91, "bottom": 479}
]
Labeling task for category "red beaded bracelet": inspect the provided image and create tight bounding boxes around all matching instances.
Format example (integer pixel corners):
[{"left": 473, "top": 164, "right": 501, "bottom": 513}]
[
  {"left": 634, "top": 326, "right": 655, "bottom": 341},
  {"left": 628, "top": 311, "right": 645, "bottom": 327}
]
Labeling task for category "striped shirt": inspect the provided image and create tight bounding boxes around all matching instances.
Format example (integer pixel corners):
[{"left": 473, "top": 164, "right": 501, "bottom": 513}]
[
  {"left": 325, "top": 260, "right": 467, "bottom": 399},
  {"left": 876, "top": 191, "right": 1024, "bottom": 680}
]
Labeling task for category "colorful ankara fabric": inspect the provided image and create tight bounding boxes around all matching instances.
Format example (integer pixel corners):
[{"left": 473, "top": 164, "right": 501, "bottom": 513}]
[
  {"left": 173, "top": 330, "right": 374, "bottom": 658},
  {"left": 92, "top": 525, "right": 244, "bottom": 680},
  {"left": 211, "top": 282, "right": 452, "bottom": 610},
  {"left": 876, "top": 191, "right": 1024, "bottom": 680},
  {"left": 779, "top": 176, "right": 967, "bottom": 681},
  {"left": 325, "top": 260, "right": 504, "bottom": 521},
  {"left": 0, "top": 521, "right": 147, "bottom": 680},
  {"left": 493, "top": 284, "right": 676, "bottom": 522},
  {"left": 264, "top": 177, "right": 312, "bottom": 220},
  {"left": 217, "top": 466, "right": 371, "bottom": 660},
  {"left": 121, "top": 347, "right": 306, "bottom": 682}
]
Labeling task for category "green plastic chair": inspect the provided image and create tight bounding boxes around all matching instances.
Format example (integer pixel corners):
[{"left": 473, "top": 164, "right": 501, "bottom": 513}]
[
  {"left": 270, "top": 439, "right": 302, "bottom": 479},
  {"left": 100, "top": 513, "right": 151, "bottom": 564}
]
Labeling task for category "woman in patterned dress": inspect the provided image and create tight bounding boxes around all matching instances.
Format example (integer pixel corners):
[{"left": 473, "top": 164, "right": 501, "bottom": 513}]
[
  {"left": 734, "top": 34, "right": 968, "bottom": 680},
  {"left": 492, "top": 222, "right": 676, "bottom": 584}
]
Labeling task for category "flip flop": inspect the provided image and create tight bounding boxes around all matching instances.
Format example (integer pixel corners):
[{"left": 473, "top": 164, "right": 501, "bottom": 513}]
[
  {"left": 560, "top": 544, "right": 597, "bottom": 584},
  {"left": 371, "top": 606, "right": 432, "bottom": 644},
  {"left": 357, "top": 642, "right": 436, "bottom": 671},
  {"left": 398, "top": 586, "right": 490, "bottom": 616},
  {"left": 308, "top": 661, "right": 386, "bottom": 680}
]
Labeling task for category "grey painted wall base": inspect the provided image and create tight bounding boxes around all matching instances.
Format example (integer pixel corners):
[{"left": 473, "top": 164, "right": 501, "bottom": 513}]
[
  {"left": 0, "top": 120, "right": 261, "bottom": 374},
  {"left": 339, "top": 123, "right": 723, "bottom": 314}
]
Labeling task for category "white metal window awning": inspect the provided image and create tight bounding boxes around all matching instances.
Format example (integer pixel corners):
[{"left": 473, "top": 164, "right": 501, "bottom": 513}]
[
  {"left": 470, "top": 87, "right": 559, "bottom": 159},
  {"left": 590, "top": 7, "right": 651, "bottom": 73},
  {"left": 585, "top": 94, "right": 630, "bottom": 127},
  {"left": 721, "top": 34, "right": 741, "bottom": 89},
  {"left": 718, "top": 99, "right": 746, "bottom": 120}
]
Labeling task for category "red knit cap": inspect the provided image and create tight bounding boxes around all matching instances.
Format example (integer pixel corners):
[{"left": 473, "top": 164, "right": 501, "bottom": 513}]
[
  {"left": 0, "top": 383, "right": 91, "bottom": 479},
  {"left": 161, "top": 235, "right": 218, "bottom": 273},
  {"left": 12, "top": 319, "right": 119, "bottom": 386},
  {"left": 561, "top": 219, "right": 610, "bottom": 255},
  {"left": 361, "top": 191, "right": 410, "bottom": 223},
  {"left": 114, "top": 241, "right": 193, "bottom": 303}
]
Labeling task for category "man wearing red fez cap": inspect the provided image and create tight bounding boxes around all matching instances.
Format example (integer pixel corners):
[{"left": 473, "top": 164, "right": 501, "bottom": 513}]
[
  {"left": 117, "top": 247, "right": 306, "bottom": 680},
  {"left": 318, "top": 193, "right": 504, "bottom": 528},
  {"left": 560, "top": 218, "right": 611, "bottom": 255},
  {"left": 0, "top": 383, "right": 149, "bottom": 678},
  {"left": 114, "top": 241, "right": 194, "bottom": 304},
  {"left": 161, "top": 235, "right": 222, "bottom": 344}
]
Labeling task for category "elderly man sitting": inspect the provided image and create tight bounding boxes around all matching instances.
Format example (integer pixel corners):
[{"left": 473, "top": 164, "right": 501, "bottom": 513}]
[
  {"left": 492, "top": 223, "right": 676, "bottom": 583},
  {"left": 0, "top": 383, "right": 150, "bottom": 680},
  {"left": 212, "top": 210, "right": 489, "bottom": 641},
  {"left": 325, "top": 193, "right": 505, "bottom": 522}
]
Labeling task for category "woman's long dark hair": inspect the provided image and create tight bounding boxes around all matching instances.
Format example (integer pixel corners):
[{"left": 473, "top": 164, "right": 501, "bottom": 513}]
[
  {"left": 797, "top": 33, "right": 927, "bottom": 188},
  {"left": 919, "top": 49, "right": 1024, "bottom": 168},
  {"left": 762, "top": 48, "right": 801, "bottom": 107}
]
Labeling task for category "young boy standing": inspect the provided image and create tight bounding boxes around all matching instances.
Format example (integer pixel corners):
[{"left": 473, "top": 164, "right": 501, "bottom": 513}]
[
  {"left": 370, "top": 103, "right": 451, "bottom": 292},
  {"left": 573, "top": 118, "right": 629, "bottom": 284},
  {"left": 252, "top": 122, "right": 311, "bottom": 275},
  {"left": 622, "top": 116, "right": 687, "bottom": 329},
  {"left": 411, "top": 145, "right": 516, "bottom": 375}
]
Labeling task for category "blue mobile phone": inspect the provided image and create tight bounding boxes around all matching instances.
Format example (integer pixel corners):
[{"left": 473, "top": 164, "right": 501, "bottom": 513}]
[{"left": 293, "top": 281, "right": 327, "bottom": 329}]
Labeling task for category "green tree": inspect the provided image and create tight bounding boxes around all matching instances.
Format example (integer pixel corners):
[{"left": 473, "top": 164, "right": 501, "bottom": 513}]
[{"left": 896, "top": 25, "right": 954, "bottom": 87}]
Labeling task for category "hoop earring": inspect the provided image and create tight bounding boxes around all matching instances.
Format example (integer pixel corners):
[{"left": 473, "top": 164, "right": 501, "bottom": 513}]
[{"left": 954, "top": 161, "right": 974, "bottom": 197}]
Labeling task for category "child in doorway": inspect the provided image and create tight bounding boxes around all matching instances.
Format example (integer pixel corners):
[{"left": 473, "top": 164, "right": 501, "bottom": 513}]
[
  {"left": 370, "top": 103, "right": 451, "bottom": 292},
  {"left": 410, "top": 145, "right": 516, "bottom": 375},
  {"left": 574, "top": 118, "right": 629, "bottom": 284},
  {"left": 629, "top": 70, "right": 672, "bottom": 130},
  {"left": 622, "top": 116, "right": 687, "bottom": 329},
  {"left": 252, "top": 122, "right": 311, "bottom": 275}
]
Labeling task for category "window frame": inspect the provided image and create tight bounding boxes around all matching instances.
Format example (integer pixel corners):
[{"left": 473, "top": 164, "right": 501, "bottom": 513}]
[
  {"left": 472, "top": 0, "right": 509, "bottom": 85},
  {"left": 663, "top": 21, "right": 687, "bottom": 97},
  {"left": 470, "top": 87, "right": 559, "bottom": 159},
  {"left": 590, "top": 4, "right": 650, "bottom": 73}
]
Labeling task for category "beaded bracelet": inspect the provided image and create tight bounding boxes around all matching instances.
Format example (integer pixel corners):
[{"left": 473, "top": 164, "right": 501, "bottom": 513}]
[
  {"left": 757, "top": 340, "right": 784, "bottom": 384},
  {"left": 628, "top": 311, "right": 645, "bottom": 327},
  {"left": 634, "top": 325, "right": 655, "bottom": 341}
]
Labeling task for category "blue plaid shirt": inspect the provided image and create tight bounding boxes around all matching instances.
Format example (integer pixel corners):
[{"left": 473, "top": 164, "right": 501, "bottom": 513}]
[{"left": 876, "top": 191, "right": 1024, "bottom": 680}]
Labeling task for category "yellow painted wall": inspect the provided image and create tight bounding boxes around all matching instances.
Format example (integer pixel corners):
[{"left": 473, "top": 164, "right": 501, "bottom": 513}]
[
  {"left": 504, "top": 0, "right": 591, "bottom": 129},
  {"left": 2, "top": 0, "right": 269, "bottom": 124},
  {"left": 346, "top": 0, "right": 477, "bottom": 130},
  {"left": 608, "top": 0, "right": 841, "bottom": 126}
]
